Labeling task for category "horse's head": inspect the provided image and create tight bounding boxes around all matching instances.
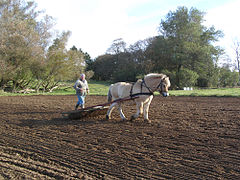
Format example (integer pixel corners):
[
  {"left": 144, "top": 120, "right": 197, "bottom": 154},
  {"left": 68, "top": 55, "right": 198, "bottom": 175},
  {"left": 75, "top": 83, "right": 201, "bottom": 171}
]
[
  {"left": 144, "top": 73, "right": 171, "bottom": 97},
  {"left": 157, "top": 76, "right": 171, "bottom": 97}
]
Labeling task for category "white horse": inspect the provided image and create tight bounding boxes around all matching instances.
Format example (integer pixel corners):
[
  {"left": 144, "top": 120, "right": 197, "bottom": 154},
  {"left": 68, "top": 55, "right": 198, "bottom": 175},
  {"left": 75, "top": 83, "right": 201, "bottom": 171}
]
[{"left": 106, "top": 73, "right": 171, "bottom": 123}]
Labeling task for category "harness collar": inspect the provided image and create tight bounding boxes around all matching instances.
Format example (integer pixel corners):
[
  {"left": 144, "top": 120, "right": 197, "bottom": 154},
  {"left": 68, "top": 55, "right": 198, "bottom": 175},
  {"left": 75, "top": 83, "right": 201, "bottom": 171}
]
[
  {"left": 130, "top": 78, "right": 154, "bottom": 98},
  {"left": 130, "top": 77, "right": 166, "bottom": 98},
  {"left": 142, "top": 78, "right": 154, "bottom": 94}
]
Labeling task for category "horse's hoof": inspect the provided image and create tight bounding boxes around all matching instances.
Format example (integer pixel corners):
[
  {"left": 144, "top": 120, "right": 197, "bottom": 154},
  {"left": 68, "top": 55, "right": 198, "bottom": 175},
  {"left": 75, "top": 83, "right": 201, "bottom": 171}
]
[
  {"left": 130, "top": 115, "right": 135, "bottom": 121},
  {"left": 144, "top": 119, "right": 151, "bottom": 123},
  {"left": 121, "top": 118, "right": 127, "bottom": 122},
  {"left": 106, "top": 115, "right": 109, "bottom": 120}
]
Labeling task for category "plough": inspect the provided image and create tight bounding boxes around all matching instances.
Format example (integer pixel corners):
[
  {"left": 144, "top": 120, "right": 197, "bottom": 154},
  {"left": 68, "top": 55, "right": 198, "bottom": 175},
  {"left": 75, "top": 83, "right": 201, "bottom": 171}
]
[{"left": 62, "top": 96, "right": 139, "bottom": 120}]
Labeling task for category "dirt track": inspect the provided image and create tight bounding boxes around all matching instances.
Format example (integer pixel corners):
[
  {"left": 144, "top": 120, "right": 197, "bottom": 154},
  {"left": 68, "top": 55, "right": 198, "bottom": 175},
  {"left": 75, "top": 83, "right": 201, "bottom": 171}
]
[{"left": 0, "top": 95, "right": 240, "bottom": 179}]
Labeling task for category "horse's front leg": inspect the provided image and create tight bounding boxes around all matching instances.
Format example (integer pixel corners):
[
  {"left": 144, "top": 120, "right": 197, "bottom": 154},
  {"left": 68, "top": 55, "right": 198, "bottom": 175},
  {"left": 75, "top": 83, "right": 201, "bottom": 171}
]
[
  {"left": 131, "top": 102, "right": 143, "bottom": 121},
  {"left": 143, "top": 96, "right": 153, "bottom": 123}
]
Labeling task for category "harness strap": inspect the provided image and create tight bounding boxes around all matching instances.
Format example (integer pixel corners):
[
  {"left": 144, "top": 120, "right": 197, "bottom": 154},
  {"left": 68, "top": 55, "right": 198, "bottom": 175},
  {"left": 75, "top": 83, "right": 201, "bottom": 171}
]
[
  {"left": 130, "top": 82, "right": 134, "bottom": 97},
  {"left": 130, "top": 79, "right": 154, "bottom": 98},
  {"left": 156, "top": 79, "right": 163, "bottom": 90},
  {"left": 141, "top": 78, "right": 154, "bottom": 94},
  {"left": 130, "top": 92, "right": 153, "bottom": 98}
]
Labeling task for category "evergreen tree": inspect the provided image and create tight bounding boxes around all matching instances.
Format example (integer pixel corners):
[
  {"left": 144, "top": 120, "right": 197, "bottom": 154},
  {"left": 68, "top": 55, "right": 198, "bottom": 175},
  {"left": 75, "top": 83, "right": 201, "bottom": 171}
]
[{"left": 149, "top": 6, "right": 224, "bottom": 88}]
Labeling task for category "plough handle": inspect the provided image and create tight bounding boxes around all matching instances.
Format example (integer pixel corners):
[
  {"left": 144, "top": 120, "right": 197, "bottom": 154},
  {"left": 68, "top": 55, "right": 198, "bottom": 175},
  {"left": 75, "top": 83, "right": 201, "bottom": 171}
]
[
  {"left": 107, "top": 96, "right": 139, "bottom": 105},
  {"left": 80, "top": 96, "right": 139, "bottom": 111}
]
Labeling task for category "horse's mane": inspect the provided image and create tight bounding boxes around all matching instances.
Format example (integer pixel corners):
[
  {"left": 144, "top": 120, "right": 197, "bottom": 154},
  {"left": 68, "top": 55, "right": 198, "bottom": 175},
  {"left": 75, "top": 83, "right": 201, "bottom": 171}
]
[
  {"left": 135, "top": 73, "right": 170, "bottom": 87},
  {"left": 144, "top": 73, "right": 167, "bottom": 79},
  {"left": 144, "top": 73, "right": 170, "bottom": 87}
]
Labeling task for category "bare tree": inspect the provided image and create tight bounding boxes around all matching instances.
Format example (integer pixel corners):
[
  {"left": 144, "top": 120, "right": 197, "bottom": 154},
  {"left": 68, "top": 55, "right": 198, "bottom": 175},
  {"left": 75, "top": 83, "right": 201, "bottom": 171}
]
[
  {"left": 106, "top": 38, "right": 126, "bottom": 55},
  {"left": 233, "top": 39, "right": 240, "bottom": 84}
]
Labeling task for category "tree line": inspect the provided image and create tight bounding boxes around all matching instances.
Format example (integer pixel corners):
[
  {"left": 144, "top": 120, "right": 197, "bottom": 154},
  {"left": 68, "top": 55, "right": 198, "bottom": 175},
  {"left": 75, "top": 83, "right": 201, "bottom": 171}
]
[
  {"left": 87, "top": 7, "right": 239, "bottom": 89},
  {"left": 0, "top": 0, "right": 238, "bottom": 93}
]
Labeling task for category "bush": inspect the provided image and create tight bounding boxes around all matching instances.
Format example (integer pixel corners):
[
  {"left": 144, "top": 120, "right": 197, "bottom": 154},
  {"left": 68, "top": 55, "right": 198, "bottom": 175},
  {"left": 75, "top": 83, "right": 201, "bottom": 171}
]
[
  {"left": 178, "top": 68, "right": 199, "bottom": 88},
  {"left": 197, "top": 77, "right": 208, "bottom": 87},
  {"left": 219, "top": 68, "right": 238, "bottom": 87}
]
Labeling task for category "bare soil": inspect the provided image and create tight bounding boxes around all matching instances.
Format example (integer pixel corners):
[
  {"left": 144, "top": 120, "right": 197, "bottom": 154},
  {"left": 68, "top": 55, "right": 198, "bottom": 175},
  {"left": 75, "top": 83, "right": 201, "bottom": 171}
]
[{"left": 0, "top": 95, "right": 239, "bottom": 179}]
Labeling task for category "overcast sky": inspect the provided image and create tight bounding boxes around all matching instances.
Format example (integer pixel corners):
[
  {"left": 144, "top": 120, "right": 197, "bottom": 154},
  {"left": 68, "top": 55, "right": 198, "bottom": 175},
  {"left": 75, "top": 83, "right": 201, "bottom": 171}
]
[{"left": 35, "top": 0, "right": 240, "bottom": 62}]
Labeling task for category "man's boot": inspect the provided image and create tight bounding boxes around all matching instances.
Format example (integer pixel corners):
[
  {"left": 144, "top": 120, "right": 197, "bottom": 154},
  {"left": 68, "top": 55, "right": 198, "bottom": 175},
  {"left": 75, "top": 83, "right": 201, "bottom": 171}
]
[
  {"left": 75, "top": 104, "right": 79, "bottom": 110},
  {"left": 80, "top": 104, "right": 84, "bottom": 109}
]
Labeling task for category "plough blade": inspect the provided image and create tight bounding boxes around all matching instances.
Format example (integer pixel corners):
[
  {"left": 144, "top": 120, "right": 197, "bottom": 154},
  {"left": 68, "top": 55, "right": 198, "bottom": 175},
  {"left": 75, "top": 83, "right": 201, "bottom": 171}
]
[
  {"left": 62, "top": 96, "right": 139, "bottom": 120},
  {"left": 62, "top": 106, "right": 109, "bottom": 120}
]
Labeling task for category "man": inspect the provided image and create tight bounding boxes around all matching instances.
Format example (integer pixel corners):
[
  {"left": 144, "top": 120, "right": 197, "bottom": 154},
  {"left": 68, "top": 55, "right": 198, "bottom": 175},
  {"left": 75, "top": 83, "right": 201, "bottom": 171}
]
[{"left": 73, "top": 74, "right": 89, "bottom": 110}]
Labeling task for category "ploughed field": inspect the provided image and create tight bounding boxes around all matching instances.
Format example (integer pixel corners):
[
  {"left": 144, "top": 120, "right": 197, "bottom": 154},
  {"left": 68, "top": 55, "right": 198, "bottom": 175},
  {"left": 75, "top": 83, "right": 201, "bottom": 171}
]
[{"left": 0, "top": 95, "right": 239, "bottom": 179}]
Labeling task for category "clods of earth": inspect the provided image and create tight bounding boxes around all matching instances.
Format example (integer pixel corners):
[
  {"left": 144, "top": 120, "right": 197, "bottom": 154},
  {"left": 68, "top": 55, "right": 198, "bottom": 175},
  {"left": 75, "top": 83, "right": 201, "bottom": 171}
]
[{"left": 0, "top": 95, "right": 239, "bottom": 179}]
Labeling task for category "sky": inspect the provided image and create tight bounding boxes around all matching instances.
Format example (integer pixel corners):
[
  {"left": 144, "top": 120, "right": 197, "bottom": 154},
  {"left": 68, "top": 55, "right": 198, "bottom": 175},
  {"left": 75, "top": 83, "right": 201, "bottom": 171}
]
[{"left": 35, "top": 0, "right": 240, "bottom": 63}]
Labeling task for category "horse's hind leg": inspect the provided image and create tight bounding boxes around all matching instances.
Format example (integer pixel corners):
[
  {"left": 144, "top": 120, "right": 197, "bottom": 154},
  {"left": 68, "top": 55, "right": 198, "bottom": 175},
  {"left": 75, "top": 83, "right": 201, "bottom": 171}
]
[
  {"left": 106, "top": 102, "right": 117, "bottom": 120},
  {"left": 118, "top": 103, "right": 127, "bottom": 121}
]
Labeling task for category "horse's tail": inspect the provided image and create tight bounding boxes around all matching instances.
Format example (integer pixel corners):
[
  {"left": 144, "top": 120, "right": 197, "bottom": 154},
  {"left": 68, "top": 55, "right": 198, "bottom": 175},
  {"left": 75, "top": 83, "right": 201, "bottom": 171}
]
[{"left": 107, "top": 85, "right": 113, "bottom": 103}]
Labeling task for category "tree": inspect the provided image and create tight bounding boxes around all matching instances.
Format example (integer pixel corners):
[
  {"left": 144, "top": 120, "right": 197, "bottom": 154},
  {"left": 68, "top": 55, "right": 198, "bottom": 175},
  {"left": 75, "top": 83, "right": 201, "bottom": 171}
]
[
  {"left": 41, "top": 31, "right": 72, "bottom": 91},
  {"left": 219, "top": 66, "right": 238, "bottom": 87},
  {"left": 0, "top": 0, "right": 54, "bottom": 91},
  {"left": 154, "top": 6, "right": 223, "bottom": 88},
  {"left": 92, "top": 54, "right": 116, "bottom": 81},
  {"left": 145, "top": 36, "right": 173, "bottom": 73},
  {"left": 128, "top": 38, "right": 154, "bottom": 75},
  {"left": 0, "top": 0, "right": 92, "bottom": 92},
  {"left": 178, "top": 68, "right": 199, "bottom": 88},
  {"left": 68, "top": 46, "right": 86, "bottom": 80},
  {"left": 106, "top": 38, "right": 127, "bottom": 55},
  {"left": 233, "top": 39, "right": 240, "bottom": 84},
  {"left": 112, "top": 52, "right": 138, "bottom": 82}
]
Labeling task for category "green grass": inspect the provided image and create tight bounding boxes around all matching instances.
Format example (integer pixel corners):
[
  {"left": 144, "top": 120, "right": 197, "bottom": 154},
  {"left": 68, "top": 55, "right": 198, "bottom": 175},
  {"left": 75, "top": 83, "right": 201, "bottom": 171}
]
[
  {"left": 0, "top": 81, "right": 239, "bottom": 97},
  {"left": 0, "top": 80, "right": 111, "bottom": 96},
  {"left": 25, "top": 80, "right": 111, "bottom": 96},
  {"left": 88, "top": 80, "right": 111, "bottom": 95},
  {"left": 170, "top": 88, "right": 240, "bottom": 97}
]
